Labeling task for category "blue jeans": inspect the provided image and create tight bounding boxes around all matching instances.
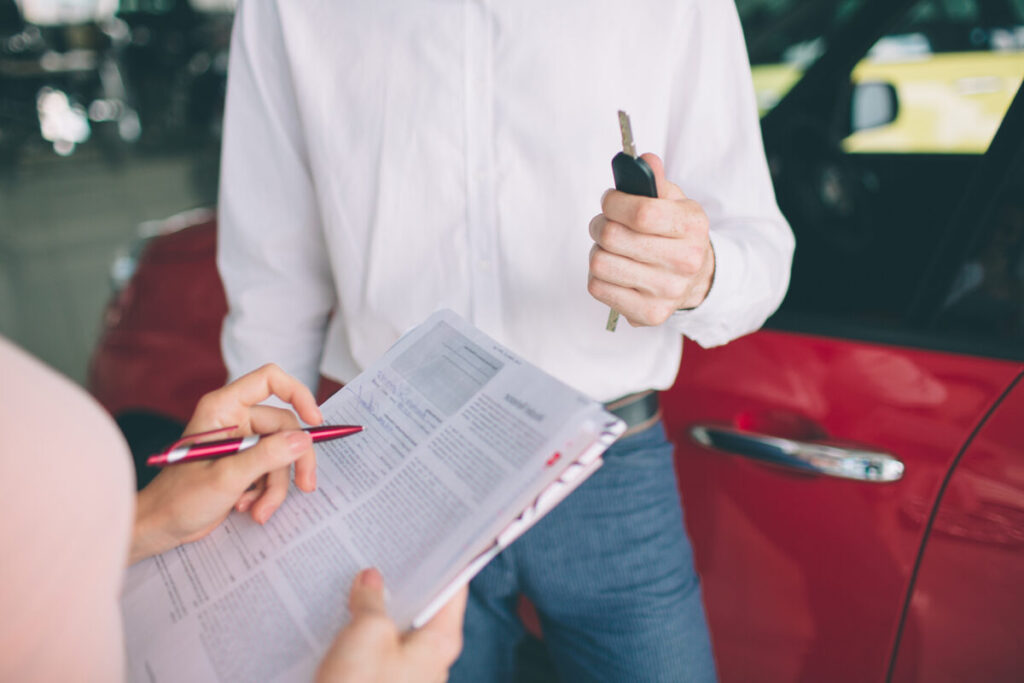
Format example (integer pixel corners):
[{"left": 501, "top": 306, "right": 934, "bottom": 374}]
[{"left": 449, "top": 421, "right": 718, "bottom": 683}]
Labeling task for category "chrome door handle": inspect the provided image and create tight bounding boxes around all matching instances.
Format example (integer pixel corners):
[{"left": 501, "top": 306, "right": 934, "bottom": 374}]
[{"left": 689, "top": 425, "right": 905, "bottom": 482}]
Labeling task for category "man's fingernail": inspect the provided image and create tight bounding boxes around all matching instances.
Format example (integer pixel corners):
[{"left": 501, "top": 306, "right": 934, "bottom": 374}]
[{"left": 287, "top": 431, "right": 312, "bottom": 452}]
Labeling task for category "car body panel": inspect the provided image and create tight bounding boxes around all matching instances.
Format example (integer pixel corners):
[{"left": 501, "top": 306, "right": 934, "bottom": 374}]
[
  {"left": 662, "top": 331, "right": 1022, "bottom": 681},
  {"left": 889, "top": 376, "right": 1024, "bottom": 682},
  {"left": 88, "top": 213, "right": 227, "bottom": 424}
]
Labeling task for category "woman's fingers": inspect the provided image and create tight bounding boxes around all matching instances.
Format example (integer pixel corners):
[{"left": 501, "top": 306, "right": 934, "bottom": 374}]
[
  {"left": 250, "top": 404, "right": 318, "bottom": 492},
  {"left": 226, "top": 364, "right": 323, "bottom": 426},
  {"left": 249, "top": 404, "right": 302, "bottom": 434},
  {"left": 248, "top": 451, "right": 296, "bottom": 523},
  {"left": 203, "top": 406, "right": 318, "bottom": 515},
  {"left": 178, "top": 366, "right": 325, "bottom": 526},
  {"left": 235, "top": 475, "right": 266, "bottom": 513},
  {"left": 294, "top": 447, "right": 317, "bottom": 491},
  {"left": 186, "top": 365, "right": 323, "bottom": 435}
]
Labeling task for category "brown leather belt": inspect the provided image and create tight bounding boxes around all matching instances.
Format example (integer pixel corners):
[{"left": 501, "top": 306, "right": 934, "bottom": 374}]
[{"left": 605, "top": 390, "right": 661, "bottom": 437}]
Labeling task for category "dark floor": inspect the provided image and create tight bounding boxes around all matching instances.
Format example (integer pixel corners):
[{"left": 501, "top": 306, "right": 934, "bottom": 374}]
[{"left": 0, "top": 139, "right": 217, "bottom": 384}]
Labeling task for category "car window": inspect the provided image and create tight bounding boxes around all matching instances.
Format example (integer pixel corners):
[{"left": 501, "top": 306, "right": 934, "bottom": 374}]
[
  {"left": 847, "top": 0, "right": 1024, "bottom": 153},
  {"left": 741, "top": 0, "right": 1024, "bottom": 356},
  {"left": 742, "top": 0, "right": 867, "bottom": 113},
  {"left": 744, "top": 0, "right": 1024, "bottom": 154},
  {"left": 932, "top": 142, "right": 1024, "bottom": 345}
]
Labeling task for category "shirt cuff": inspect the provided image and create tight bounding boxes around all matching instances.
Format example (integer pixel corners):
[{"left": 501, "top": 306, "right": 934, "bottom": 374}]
[{"left": 666, "top": 230, "right": 745, "bottom": 347}]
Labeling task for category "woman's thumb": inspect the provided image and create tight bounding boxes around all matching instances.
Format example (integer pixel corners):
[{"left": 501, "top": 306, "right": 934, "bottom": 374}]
[{"left": 349, "top": 568, "right": 388, "bottom": 616}]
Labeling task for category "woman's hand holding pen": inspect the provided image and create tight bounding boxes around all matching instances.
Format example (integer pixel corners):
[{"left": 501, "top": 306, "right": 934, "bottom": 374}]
[
  {"left": 126, "top": 363, "right": 465, "bottom": 682},
  {"left": 128, "top": 364, "right": 323, "bottom": 564}
]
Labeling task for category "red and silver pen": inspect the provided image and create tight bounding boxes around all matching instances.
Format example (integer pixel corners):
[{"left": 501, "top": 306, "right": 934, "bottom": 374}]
[{"left": 146, "top": 424, "right": 364, "bottom": 467}]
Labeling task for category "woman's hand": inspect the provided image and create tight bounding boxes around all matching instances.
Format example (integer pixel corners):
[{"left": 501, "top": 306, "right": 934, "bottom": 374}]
[
  {"left": 129, "top": 364, "right": 323, "bottom": 564},
  {"left": 317, "top": 569, "right": 467, "bottom": 683}
]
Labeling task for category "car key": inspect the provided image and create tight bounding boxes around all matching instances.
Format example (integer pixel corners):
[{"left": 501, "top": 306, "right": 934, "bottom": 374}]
[{"left": 606, "top": 110, "right": 658, "bottom": 332}]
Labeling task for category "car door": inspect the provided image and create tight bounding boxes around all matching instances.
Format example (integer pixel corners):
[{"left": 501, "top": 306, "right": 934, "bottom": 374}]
[
  {"left": 665, "top": 336, "right": 1020, "bottom": 682},
  {"left": 888, "top": 380, "right": 1024, "bottom": 682},
  {"left": 663, "top": 1, "right": 1024, "bottom": 680},
  {"left": 887, "top": 101, "right": 1024, "bottom": 682}
]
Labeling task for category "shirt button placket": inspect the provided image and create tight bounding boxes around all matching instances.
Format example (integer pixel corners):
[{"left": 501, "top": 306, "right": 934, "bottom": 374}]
[{"left": 463, "top": 0, "right": 502, "bottom": 336}]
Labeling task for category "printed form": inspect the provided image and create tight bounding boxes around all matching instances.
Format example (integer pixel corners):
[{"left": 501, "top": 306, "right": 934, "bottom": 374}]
[{"left": 122, "top": 309, "right": 624, "bottom": 682}]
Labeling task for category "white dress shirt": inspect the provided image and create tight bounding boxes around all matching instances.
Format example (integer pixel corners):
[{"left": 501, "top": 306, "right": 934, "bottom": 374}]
[{"left": 218, "top": 0, "right": 794, "bottom": 403}]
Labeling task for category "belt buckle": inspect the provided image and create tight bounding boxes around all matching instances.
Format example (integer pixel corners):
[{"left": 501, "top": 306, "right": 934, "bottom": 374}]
[{"left": 605, "top": 390, "right": 661, "bottom": 436}]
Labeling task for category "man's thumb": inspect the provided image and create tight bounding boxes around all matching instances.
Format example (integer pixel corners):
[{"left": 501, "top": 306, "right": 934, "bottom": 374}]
[
  {"left": 640, "top": 152, "right": 686, "bottom": 200},
  {"left": 234, "top": 430, "right": 311, "bottom": 483},
  {"left": 349, "top": 568, "right": 388, "bottom": 616}
]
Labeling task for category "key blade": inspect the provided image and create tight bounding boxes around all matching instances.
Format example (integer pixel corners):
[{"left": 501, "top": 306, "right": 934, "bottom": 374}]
[
  {"left": 606, "top": 308, "right": 620, "bottom": 332},
  {"left": 617, "top": 110, "right": 636, "bottom": 157}
]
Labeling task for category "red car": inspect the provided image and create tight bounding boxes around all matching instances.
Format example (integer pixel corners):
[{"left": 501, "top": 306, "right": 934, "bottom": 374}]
[
  {"left": 89, "top": 0, "right": 1024, "bottom": 679},
  {"left": 662, "top": 0, "right": 1024, "bottom": 679}
]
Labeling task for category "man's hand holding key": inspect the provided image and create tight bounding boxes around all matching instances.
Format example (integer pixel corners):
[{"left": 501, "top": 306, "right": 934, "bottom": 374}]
[{"left": 588, "top": 152, "right": 716, "bottom": 328}]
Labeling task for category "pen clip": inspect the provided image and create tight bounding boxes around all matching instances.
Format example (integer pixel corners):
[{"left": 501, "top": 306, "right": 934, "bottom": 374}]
[{"left": 159, "top": 424, "right": 239, "bottom": 455}]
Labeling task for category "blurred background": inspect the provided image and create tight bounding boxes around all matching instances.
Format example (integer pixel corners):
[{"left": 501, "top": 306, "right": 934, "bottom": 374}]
[
  {"left": 1, "top": 0, "right": 232, "bottom": 384},
  {"left": 1, "top": 0, "right": 1021, "bottom": 387}
]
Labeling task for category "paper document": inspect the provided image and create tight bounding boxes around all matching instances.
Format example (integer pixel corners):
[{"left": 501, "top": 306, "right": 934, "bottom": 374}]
[{"left": 122, "top": 309, "right": 624, "bottom": 682}]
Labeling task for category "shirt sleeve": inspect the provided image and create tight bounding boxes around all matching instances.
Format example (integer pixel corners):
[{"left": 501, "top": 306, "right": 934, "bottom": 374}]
[
  {"left": 661, "top": 0, "right": 795, "bottom": 347},
  {"left": 217, "top": 0, "right": 335, "bottom": 391}
]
